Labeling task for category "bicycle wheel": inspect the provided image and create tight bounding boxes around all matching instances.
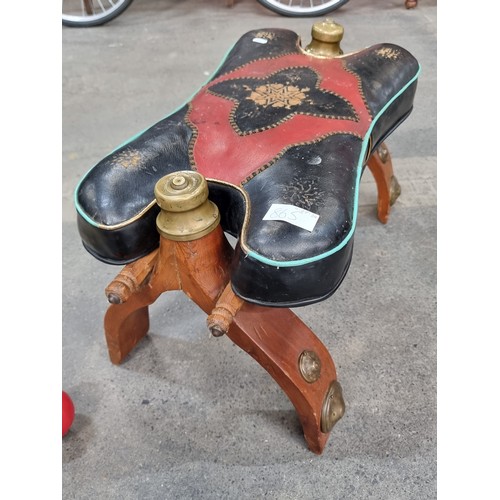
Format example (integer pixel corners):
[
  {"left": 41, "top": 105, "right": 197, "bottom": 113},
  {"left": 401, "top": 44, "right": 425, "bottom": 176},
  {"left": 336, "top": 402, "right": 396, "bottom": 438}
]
[
  {"left": 257, "top": 0, "right": 349, "bottom": 17},
  {"left": 62, "top": 0, "right": 135, "bottom": 27}
]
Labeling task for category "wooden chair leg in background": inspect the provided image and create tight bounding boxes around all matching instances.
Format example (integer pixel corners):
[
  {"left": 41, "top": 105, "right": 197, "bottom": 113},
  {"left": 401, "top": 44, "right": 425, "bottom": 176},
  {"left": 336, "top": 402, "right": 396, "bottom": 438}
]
[
  {"left": 366, "top": 142, "right": 401, "bottom": 224},
  {"left": 102, "top": 171, "right": 345, "bottom": 454}
]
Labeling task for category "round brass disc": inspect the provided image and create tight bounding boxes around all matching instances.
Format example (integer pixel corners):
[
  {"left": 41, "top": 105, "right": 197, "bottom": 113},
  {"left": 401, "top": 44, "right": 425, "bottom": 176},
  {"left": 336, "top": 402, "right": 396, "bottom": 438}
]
[
  {"left": 298, "top": 350, "right": 322, "bottom": 383},
  {"left": 320, "top": 380, "right": 345, "bottom": 433}
]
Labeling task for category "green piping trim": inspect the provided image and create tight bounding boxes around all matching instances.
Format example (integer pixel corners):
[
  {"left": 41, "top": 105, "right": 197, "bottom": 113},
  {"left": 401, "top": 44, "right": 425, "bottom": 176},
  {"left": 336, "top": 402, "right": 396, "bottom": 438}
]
[
  {"left": 74, "top": 40, "right": 238, "bottom": 226},
  {"left": 247, "top": 64, "right": 421, "bottom": 268}
]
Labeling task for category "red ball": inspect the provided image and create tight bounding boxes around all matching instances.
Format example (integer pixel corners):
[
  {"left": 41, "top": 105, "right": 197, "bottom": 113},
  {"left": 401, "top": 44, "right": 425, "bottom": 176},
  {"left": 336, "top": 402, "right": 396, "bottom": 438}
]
[{"left": 62, "top": 391, "right": 75, "bottom": 437}]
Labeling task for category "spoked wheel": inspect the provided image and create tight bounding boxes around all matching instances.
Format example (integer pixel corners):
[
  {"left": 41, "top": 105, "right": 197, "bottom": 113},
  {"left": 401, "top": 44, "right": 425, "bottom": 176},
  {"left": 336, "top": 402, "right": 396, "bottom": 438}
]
[
  {"left": 62, "top": 0, "right": 135, "bottom": 27},
  {"left": 257, "top": 0, "right": 349, "bottom": 17}
]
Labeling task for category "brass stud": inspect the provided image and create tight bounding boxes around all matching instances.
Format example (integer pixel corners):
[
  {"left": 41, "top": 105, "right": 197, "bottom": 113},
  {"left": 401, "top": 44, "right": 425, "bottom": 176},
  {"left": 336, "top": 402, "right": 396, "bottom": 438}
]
[
  {"left": 389, "top": 175, "right": 402, "bottom": 206},
  {"left": 209, "top": 326, "right": 226, "bottom": 338},
  {"left": 298, "top": 350, "right": 322, "bottom": 383},
  {"left": 320, "top": 380, "right": 345, "bottom": 433},
  {"left": 377, "top": 144, "right": 389, "bottom": 163},
  {"left": 107, "top": 292, "right": 121, "bottom": 305}
]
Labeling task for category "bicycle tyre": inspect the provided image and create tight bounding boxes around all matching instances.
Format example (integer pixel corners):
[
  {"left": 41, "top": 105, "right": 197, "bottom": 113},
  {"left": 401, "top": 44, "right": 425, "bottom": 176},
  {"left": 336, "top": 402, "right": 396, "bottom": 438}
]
[
  {"left": 256, "top": 0, "right": 349, "bottom": 17},
  {"left": 62, "top": 0, "right": 135, "bottom": 27}
]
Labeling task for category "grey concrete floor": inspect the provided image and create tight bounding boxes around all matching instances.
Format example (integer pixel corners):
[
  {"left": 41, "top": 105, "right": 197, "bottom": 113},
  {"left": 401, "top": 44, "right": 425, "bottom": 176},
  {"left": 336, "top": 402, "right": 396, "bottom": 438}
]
[{"left": 62, "top": 1, "right": 437, "bottom": 498}]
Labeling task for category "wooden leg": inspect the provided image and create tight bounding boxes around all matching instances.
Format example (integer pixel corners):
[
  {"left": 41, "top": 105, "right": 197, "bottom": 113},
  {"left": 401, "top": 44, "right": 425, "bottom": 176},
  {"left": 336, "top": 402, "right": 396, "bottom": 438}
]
[
  {"left": 103, "top": 229, "right": 344, "bottom": 453},
  {"left": 405, "top": 0, "right": 418, "bottom": 9},
  {"left": 103, "top": 226, "right": 232, "bottom": 364},
  {"left": 229, "top": 305, "right": 344, "bottom": 454},
  {"left": 104, "top": 302, "right": 151, "bottom": 365},
  {"left": 102, "top": 171, "right": 344, "bottom": 452},
  {"left": 103, "top": 247, "right": 179, "bottom": 364},
  {"left": 366, "top": 142, "right": 401, "bottom": 224}
]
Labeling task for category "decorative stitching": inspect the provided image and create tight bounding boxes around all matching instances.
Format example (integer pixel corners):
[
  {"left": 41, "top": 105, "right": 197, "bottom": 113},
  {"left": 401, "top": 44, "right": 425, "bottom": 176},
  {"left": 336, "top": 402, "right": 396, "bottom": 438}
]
[
  {"left": 212, "top": 50, "right": 301, "bottom": 81},
  {"left": 184, "top": 101, "right": 199, "bottom": 172},
  {"left": 341, "top": 57, "right": 373, "bottom": 124}
]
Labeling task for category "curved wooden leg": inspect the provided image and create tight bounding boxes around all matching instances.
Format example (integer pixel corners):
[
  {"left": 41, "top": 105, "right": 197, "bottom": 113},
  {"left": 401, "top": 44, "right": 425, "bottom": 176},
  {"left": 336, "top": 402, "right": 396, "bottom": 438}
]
[
  {"left": 101, "top": 228, "right": 345, "bottom": 452},
  {"left": 105, "top": 302, "right": 150, "bottom": 365},
  {"left": 103, "top": 244, "right": 180, "bottom": 364},
  {"left": 228, "top": 304, "right": 344, "bottom": 455},
  {"left": 99, "top": 167, "right": 345, "bottom": 453},
  {"left": 103, "top": 226, "right": 232, "bottom": 365},
  {"left": 366, "top": 142, "right": 401, "bottom": 224}
]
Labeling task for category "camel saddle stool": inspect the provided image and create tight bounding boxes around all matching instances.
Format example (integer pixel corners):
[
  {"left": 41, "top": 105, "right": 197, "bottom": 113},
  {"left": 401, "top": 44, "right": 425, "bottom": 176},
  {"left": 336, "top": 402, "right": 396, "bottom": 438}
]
[{"left": 74, "top": 20, "right": 420, "bottom": 454}]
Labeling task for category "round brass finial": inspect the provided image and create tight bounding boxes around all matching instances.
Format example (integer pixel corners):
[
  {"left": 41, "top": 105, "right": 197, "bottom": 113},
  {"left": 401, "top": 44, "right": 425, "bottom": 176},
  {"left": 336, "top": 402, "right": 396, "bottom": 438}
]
[
  {"left": 304, "top": 18, "right": 344, "bottom": 58},
  {"left": 155, "top": 171, "right": 207, "bottom": 212},
  {"left": 312, "top": 18, "right": 344, "bottom": 43},
  {"left": 154, "top": 171, "right": 220, "bottom": 241}
]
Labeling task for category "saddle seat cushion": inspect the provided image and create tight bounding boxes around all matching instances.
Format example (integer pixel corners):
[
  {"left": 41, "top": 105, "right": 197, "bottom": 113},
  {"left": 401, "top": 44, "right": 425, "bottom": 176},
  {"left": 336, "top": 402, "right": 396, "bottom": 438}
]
[{"left": 75, "top": 28, "right": 420, "bottom": 307}]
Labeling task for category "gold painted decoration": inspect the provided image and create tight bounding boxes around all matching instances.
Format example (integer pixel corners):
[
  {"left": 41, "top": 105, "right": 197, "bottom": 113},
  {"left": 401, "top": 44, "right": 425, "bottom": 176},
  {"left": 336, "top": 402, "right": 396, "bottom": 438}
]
[
  {"left": 245, "top": 83, "right": 310, "bottom": 110},
  {"left": 207, "top": 67, "right": 358, "bottom": 135},
  {"left": 253, "top": 31, "right": 275, "bottom": 41},
  {"left": 375, "top": 47, "right": 401, "bottom": 60},
  {"left": 115, "top": 149, "right": 144, "bottom": 170}
]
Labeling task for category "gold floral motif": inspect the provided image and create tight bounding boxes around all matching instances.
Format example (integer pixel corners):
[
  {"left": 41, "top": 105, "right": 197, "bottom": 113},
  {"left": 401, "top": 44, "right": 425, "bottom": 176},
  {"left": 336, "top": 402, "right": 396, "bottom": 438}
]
[
  {"left": 375, "top": 47, "right": 400, "bottom": 60},
  {"left": 115, "top": 149, "right": 143, "bottom": 169},
  {"left": 246, "top": 83, "right": 310, "bottom": 110},
  {"left": 254, "top": 31, "right": 275, "bottom": 41}
]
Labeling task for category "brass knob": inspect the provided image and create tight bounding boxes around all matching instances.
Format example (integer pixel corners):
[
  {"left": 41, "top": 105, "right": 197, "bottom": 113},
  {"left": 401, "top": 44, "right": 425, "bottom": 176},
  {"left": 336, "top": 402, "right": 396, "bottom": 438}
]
[
  {"left": 304, "top": 18, "right": 344, "bottom": 58},
  {"left": 154, "top": 171, "right": 220, "bottom": 241}
]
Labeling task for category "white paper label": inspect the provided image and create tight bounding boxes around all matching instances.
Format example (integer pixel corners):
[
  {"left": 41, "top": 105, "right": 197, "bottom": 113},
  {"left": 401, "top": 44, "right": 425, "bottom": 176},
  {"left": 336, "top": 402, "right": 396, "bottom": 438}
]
[
  {"left": 252, "top": 37, "right": 268, "bottom": 44},
  {"left": 263, "top": 204, "right": 320, "bottom": 232}
]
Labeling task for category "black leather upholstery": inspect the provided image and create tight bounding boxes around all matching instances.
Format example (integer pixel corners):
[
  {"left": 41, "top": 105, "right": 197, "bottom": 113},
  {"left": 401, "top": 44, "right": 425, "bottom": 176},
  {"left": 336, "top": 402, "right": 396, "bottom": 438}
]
[{"left": 75, "top": 28, "right": 419, "bottom": 306}]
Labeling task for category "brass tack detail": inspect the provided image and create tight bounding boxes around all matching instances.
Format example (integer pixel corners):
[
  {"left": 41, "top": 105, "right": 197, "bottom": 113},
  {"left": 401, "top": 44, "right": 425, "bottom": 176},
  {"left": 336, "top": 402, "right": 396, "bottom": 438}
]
[{"left": 298, "top": 350, "right": 322, "bottom": 383}]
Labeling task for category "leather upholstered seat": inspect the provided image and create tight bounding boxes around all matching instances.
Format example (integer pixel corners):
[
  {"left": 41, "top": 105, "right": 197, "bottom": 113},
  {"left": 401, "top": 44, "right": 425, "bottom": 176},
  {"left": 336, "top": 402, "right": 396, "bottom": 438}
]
[{"left": 75, "top": 27, "right": 420, "bottom": 307}]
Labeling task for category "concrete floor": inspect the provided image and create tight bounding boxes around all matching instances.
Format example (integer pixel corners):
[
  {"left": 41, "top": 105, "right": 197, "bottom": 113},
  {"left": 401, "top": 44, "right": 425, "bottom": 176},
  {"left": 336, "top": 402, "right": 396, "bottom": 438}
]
[{"left": 62, "top": 1, "right": 437, "bottom": 498}]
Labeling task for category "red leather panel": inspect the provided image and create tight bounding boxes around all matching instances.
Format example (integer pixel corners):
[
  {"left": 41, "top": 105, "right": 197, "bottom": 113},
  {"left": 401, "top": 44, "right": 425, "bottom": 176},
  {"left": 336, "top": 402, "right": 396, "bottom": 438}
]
[{"left": 188, "top": 54, "right": 372, "bottom": 186}]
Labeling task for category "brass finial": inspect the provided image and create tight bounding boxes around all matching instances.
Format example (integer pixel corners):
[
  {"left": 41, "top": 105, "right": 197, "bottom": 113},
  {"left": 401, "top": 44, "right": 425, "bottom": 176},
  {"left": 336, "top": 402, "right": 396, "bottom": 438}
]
[
  {"left": 154, "top": 171, "right": 220, "bottom": 241},
  {"left": 304, "top": 18, "right": 344, "bottom": 58}
]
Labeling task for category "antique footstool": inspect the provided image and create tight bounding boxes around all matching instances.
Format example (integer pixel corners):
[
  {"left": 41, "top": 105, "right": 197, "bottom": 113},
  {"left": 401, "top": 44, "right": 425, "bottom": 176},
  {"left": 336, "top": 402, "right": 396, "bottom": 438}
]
[{"left": 74, "top": 19, "right": 420, "bottom": 454}]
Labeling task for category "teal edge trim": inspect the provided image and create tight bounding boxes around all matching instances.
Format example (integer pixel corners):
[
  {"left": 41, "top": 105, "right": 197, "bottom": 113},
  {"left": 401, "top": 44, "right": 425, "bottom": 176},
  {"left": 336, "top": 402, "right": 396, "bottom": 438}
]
[
  {"left": 248, "top": 64, "right": 422, "bottom": 268},
  {"left": 73, "top": 40, "right": 239, "bottom": 226}
]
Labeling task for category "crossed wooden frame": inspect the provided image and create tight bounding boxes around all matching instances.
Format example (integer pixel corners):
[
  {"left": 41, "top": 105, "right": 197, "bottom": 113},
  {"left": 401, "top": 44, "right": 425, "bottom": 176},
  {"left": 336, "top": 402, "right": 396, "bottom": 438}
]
[{"left": 102, "top": 143, "right": 397, "bottom": 454}]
